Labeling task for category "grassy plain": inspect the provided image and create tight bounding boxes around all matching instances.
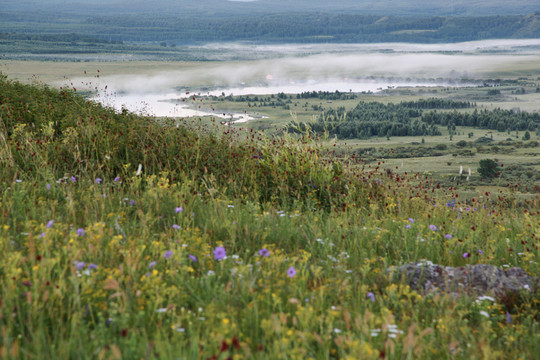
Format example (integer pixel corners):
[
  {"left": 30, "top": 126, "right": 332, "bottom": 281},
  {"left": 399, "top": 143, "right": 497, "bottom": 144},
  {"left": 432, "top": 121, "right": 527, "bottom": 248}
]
[
  {"left": 199, "top": 87, "right": 540, "bottom": 196},
  {"left": 1, "top": 60, "right": 208, "bottom": 85}
]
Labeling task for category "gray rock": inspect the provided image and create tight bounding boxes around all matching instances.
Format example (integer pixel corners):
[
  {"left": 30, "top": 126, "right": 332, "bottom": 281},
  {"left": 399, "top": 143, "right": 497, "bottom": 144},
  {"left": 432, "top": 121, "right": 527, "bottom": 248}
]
[{"left": 387, "top": 262, "right": 538, "bottom": 298}]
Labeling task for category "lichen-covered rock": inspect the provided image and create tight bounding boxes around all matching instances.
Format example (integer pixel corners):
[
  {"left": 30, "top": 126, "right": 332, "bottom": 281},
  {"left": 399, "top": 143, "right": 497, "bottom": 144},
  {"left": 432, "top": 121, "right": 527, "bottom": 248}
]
[{"left": 387, "top": 261, "right": 538, "bottom": 298}]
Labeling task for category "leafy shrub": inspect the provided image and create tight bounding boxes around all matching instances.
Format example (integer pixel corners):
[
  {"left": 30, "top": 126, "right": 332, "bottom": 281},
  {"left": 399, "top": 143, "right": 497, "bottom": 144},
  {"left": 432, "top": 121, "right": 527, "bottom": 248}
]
[
  {"left": 475, "top": 136, "right": 493, "bottom": 144},
  {"left": 435, "top": 144, "right": 447, "bottom": 150},
  {"left": 478, "top": 159, "right": 499, "bottom": 179}
]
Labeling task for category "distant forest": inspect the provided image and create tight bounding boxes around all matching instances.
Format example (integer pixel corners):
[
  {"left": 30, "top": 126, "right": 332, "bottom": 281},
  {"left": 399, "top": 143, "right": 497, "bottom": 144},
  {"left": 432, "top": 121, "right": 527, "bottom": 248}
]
[
  {"left": 0, "top": 11, "right": 539, "bottom": 44},
  {"left": 289, "top": 99, "right": 540, "bottom": 139}
]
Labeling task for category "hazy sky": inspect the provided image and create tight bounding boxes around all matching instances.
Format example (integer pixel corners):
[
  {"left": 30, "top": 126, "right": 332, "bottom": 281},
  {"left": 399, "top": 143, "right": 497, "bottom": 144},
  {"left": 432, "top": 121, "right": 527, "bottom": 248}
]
[{"left": 2, "top": 0, "right": 538, "bottom": 16}]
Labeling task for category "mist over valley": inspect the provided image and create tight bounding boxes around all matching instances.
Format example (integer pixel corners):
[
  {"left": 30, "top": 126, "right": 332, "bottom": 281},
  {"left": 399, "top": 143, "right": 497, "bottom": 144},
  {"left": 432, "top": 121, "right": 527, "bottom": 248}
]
[{"left": 66, "top": 40, "right": 540, "bottom": 118}]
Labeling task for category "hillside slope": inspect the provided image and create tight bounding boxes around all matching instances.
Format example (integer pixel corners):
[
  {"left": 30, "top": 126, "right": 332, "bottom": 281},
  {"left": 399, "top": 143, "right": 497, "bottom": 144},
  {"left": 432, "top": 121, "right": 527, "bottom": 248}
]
[{"left": 0, "top": 76, "right": 538, "bottom": 359}]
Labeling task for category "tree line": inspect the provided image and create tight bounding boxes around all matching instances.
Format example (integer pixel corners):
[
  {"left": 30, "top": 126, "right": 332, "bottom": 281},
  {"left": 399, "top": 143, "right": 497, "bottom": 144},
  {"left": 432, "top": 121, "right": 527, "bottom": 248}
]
[
  {"left": 422, "top": 108, "right": 540, "bottom": 132},
  {"left": 0, "top": 32, "right": 122, "bottom": 44},
  {"left": 294, "top": 91, "right": 358, "bottom": 100},
  {"left": 399, "top": 98, "right": 473, "bottom": 109},
  {"left": 2, "top": 11, "right": 539, "bottom": 45},
  {"left": 78, "top": 13, "right": 540, "bottom": 43},
  {"left": 288, "top": 99, "right": 540, "bottom": 139}
]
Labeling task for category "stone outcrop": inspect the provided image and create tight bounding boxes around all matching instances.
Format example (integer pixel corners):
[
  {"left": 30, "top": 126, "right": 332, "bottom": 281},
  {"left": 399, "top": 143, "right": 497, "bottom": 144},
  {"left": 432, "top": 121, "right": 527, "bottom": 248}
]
[{"left": 387, "top": 262, "right": 538, "bottom": 298}]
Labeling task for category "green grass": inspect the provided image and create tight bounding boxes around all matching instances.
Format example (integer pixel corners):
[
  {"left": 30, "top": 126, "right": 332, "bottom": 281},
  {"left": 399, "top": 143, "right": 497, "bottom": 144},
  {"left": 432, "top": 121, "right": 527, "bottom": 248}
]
[
  {"left": 200, "top": 92, "right": 540, "bottom": 195},
  {"left": 1, "top": 76, "right": 539, "bottom": 359}
]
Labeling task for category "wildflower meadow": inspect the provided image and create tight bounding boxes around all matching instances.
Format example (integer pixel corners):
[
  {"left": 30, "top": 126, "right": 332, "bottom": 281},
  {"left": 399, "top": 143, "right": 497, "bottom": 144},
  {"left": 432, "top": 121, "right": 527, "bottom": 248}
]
[{"left": 0, "top": 76, "right": 539, "bottom": 359}]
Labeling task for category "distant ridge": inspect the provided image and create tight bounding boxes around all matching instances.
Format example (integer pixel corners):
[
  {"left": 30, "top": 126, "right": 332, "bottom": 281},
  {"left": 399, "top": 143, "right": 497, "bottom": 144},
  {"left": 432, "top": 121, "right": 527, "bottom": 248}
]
[
  {"left": 0, "top": 11, "right": 539, "bottom": 45},
  {"left": 1, "top": 0, "right": 539, "bottom": 16}
]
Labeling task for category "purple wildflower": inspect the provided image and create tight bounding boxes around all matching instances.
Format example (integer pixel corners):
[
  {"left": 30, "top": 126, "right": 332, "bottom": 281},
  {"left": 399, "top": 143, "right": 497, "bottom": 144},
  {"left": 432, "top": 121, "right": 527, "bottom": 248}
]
[
  {"left": 46, "top": 183, "right": 51, "bottom": 190},
  {"left": 189, "top": 254, "right": 197, "bottom": 262},
  {"left": 258, "top": 248, "right": 271, "bottom": 257},
  {"left": 114, "top": 176, "right": 121, "bottom": 182},
  {"left": 408, "top": 218, "right": 415, "bottom": 223},
  {"left": 175, "top": 207, "right": 184, "bottom": 213},
  {"left": 463, "top": 252, "right": 470, "bottom": 258},
  {"left": 130, "top": 200, "right": 135, "bottom": 206},
  {"left": 70, "top": 176, "right": 77, "bottom": 183},
  {"left": 506, "top": 312, "right": 511, "bottom": 323},
  {"left": 46, "top": 220, "right": 54, "bottom": 229},
  {"left": 95, "top": 178, "right": 102, "bottom": 184},
  {"left": 367, "top": 292, "right": 376, "bottom": 302},
  {"left": 406, "top": 224, "right": 411, "bottom": 229},
  {"left": 74, "top": 261, "right": 86, "bottom": 270},
  {"left": 88, "top": 263, "right": 98, "bottom": 270},
  {"left": 164, "top": 250, "right": 173, "bottom": 259},
  {"left": 429, "top": 224, "right": 437, "bottom": 231},
  {"left": 214, "top": 246, "right": 227, "bottom": 260},
  {"left": 478, "top": 249, "right": 484, "bottom": 255},
  {"left": 445, "top": 234, "right": 453, "bottom": 239},
  {"left": 148, "top": 261, "right": 157, "bottom": 269},
  {"left": 287, "top": 266, "right": 297, "bottom": 278},
  {"left": 172, "top": 224, "right": 181, "bottom": 230},
  {"left": 77, "top": 228, "right": 85, "bottom": 237}
]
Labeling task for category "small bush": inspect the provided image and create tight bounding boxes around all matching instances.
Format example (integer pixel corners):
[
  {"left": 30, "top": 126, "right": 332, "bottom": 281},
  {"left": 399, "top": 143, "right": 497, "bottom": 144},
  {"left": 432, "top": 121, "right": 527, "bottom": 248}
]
[
  {"left": 478, "top": 159, "right": 499, "bottom": 179},
  {"left": 435, "top": 144, "right": 447, "bottom": 150}
]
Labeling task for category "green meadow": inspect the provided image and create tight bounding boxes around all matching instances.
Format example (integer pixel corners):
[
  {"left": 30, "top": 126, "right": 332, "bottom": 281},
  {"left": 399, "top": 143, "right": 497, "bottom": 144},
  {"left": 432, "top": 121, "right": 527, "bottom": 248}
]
[
  {"left": 196, "top": 84, "right": 540, "bottom": 199},
  {"left": 0, "top": 69, "right": 539, "bottom": 360}
]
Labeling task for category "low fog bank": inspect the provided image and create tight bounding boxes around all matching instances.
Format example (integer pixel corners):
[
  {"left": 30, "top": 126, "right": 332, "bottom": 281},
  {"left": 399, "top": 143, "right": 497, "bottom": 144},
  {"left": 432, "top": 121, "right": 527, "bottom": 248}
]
[
  {"left": 77, "top": 52, "right": 538, "bottom": 95},
  {"left": 191, "top": 39, "right": 540, "bottom": 60},
  {"left": 62, "top": 40, "right": 540, "bottom": 118}
]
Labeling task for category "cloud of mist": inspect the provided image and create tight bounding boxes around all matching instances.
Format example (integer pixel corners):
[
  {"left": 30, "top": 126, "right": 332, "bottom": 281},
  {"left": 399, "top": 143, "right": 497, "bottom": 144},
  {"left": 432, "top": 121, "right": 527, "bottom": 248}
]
[
  {"left": 67, "top": 40, "right": 540, "bottom": 95},
  {"left": 83, "top": 56, "right": 528, "bottom": 94},
  {"left": 194, "top": 39, "right": 540, "bottom": 56}
]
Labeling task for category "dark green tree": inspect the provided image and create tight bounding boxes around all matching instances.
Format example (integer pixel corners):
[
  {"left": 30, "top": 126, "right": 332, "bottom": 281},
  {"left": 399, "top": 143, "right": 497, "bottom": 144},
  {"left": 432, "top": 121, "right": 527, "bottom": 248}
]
[{"left": 478, "top": 159, "right": 498, "bottom": 179}]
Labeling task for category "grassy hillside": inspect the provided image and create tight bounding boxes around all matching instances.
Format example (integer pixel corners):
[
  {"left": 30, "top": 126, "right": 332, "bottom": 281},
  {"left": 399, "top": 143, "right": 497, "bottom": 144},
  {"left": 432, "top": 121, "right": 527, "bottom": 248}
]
[
  {"left": 0, "top": 77, "right": 538, "bottom": 359},
  {"left": 1, "top": 9, "right": 540, "bottom": 48}
]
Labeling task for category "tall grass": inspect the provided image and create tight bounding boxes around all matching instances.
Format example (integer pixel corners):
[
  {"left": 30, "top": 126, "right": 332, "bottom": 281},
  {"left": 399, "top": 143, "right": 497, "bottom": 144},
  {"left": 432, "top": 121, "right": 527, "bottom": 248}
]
[{"left": 0, "top": 76, "right": 538, "bottom": 359}]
